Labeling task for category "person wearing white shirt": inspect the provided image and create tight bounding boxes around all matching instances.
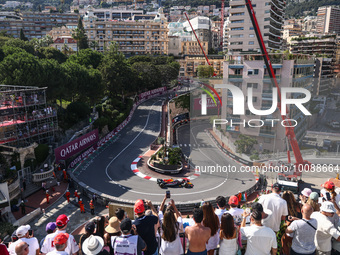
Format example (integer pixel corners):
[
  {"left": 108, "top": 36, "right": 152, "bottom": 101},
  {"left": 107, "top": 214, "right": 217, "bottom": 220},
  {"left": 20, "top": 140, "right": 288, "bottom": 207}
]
[
  {"left": 8, "top": 225, "right": 39, "bottom": 255},
  {"left": 311, "top": 201, "right": 340, "bottom": 255},
  {"left": 228, "top": 196, "right": 244, "bottom": 226},
  {"left": 41, "top": 214, "right": 79, "bottom": 255},
  {"left": 241, "top": 210, "right": 277, "bottom": 255},
  {"left": 215, "top": 196, "right": 227, "bottom": 223},
  {"left": 258, "top": 183, "right": 288, "bottom": 232},
  {"left": 46, "top": 233, "right": 69, "bottom": 255}
]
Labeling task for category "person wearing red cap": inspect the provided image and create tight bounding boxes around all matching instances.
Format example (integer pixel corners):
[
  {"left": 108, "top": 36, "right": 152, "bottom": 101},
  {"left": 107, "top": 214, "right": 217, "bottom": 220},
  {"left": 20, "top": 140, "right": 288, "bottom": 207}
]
[
  {"left": 133, "top": 199, "right": 159, "bottom": 255},
  {"left": 321, "top": 181, "right": 340, "bottom": 213},
  {"left": 65, "top": 190, "right": 70, "bottom": 203},
  {"left": 41, "top": 214, "right": 79, "bottom": 255},
  {"left": 46, "top": 233, "right": 69, "bottom": 255},
  {"left": 258, "top": 183, "right": 288, "bottom": 232},
  {"left": 228, "top": 195, "right": 244, "bottom": 226}
]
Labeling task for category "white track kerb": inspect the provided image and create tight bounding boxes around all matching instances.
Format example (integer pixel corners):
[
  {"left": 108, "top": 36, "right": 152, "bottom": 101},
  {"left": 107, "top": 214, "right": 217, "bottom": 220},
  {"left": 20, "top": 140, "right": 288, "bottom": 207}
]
[{"left": 130, "top": 153, "right": 201, "bottom": 182}]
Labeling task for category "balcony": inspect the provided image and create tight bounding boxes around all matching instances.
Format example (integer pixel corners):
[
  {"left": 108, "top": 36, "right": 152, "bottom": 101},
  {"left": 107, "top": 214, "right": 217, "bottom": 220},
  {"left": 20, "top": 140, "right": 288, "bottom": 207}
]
[{"left": 228, "top": 74, "right": 243, "bottom": 78}]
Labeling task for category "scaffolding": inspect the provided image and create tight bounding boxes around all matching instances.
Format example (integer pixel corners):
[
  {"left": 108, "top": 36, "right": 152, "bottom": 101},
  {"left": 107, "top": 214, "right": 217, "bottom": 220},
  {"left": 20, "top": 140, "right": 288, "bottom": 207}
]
[{"left": 0, "top": 85, "right": 58, "bottom": 147}]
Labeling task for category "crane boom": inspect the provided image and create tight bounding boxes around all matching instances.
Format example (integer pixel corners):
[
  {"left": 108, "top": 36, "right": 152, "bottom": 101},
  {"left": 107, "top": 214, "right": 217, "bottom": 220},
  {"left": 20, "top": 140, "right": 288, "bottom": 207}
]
[{"left": 244, "top": 0, "right": 309, "bottom": 172}]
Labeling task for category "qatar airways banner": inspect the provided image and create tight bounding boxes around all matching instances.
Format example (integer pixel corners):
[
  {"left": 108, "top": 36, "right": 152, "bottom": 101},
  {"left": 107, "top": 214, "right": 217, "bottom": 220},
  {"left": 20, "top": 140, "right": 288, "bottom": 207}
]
[
  {"left": 55, "top": 129, "right": 99, "bottom": 162},
  {"left": 193, "top": 97, "right": 219, "bottom": 111},
  {"left": 139, "top": 87, "right": 167, "bottom": 101}
]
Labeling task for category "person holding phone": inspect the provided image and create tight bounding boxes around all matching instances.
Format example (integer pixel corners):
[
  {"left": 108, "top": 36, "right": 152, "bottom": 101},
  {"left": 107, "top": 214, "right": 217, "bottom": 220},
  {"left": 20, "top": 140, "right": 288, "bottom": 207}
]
[{"left": 8, "top": 225, "right": 40, "bottom": 255}]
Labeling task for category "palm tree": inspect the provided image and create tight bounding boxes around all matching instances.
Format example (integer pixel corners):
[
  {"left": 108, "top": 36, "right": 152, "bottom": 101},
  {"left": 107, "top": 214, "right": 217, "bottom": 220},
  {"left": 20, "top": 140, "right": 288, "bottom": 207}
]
[
  {"left": 89, "top": 40, "right": 99, "bottom": 51},
  {"left": 72, "top": 28, "right": 82, "bottom": 55}
]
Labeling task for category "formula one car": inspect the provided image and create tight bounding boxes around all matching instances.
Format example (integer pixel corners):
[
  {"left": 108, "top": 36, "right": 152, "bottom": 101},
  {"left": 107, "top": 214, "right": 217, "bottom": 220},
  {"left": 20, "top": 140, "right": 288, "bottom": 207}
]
[{"left": 157, "top": 178, "right": 194, "bottom": 188}]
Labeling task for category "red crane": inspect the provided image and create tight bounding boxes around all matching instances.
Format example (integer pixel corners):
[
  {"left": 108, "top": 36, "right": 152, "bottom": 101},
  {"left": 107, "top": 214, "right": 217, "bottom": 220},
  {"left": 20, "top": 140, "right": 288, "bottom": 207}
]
[
  {"left": 244, "top": 0, "right": 310, "bottom": 174},
  {"left": 220, "top": 0, "right": 225, "bottom": 48}
]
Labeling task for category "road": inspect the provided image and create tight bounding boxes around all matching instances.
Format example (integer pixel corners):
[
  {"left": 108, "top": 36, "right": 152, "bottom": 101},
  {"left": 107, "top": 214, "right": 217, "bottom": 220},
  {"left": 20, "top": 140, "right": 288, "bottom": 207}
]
[{"left": 73, "top": 97, "right": 256, "bottom": 205}]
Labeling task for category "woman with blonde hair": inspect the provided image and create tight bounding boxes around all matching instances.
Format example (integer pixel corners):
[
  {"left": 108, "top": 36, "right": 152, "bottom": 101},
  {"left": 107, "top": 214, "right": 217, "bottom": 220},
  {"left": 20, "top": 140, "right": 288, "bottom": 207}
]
[
  {"left": 202, "top": 202, "right": 220, "bottom": 255},
  {"left": 282, "top": 190, "right": 302, "bottom": 219},
  {"left": 306, "top": 192, "right": 320, "bottom": 212}
]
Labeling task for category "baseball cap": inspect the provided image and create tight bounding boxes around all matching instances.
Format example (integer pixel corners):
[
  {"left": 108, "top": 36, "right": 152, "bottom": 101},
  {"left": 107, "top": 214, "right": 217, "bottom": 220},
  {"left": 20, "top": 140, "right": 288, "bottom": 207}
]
[
  {"left": 85, "top": 221, "right": 95, "bottom": 233},
  {"left": 54, "top": 233, "right": 69, "bottom": 245},
  {"left": 120, "top": 218, "right": 132, "bottom": 233},
  {"left": 228, "top": 195, "right": 239, "bottom": 206},
  {"left": 301, "top": 188, "right": 312, "bottom": 197},
  {"left": 56, "top": 214, "right": 69, "bottom": 227},
  {"left": 310, "top": 192, "right": 319, "bottom": 201},
  {"left": 320, "top": 201, "right": 336, "bottom": 213},
  {"left": 16, "top": 225, "right": 30, "bottom": 237},
  {"left": 134, "top": 199, "right": 145, "bottom": 214},
  {"left": 322, "top": 181, "right": 335, "bottom": 190},
  {"left": 272, "top": 183, "right": 281, "bottom": 190},
  {"left": 46, "top": 222, "right": 57, "bottom": 232}
]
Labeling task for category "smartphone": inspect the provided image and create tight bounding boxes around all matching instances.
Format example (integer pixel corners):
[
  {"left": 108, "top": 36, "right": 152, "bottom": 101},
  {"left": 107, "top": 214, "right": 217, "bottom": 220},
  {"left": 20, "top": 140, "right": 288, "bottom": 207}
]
[
  {"left": 326, "top": 192, "right": 331, "bottom": 201},
  {"left": 28, "top": 230, "right": 33, "bottom": 236},
  {"left": 166, "top": 191, "right": 170, "bottom": 199}
]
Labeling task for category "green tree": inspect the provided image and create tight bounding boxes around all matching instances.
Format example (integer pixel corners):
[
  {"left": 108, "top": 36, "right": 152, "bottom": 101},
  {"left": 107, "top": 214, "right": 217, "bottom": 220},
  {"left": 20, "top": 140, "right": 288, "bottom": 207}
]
[
  {"left": 72, "top": 17, "right": 89, "bottom": 52},
  {"left": 131, "top": 62, "right": 161, "bottom": 90},
  {"left": 234, "top": 134, "right": 258, "bottom": 154},
  {"left": 4, "top": 39, "right": 34, "bottom": 54},
  {"left": 68, "top": 48, "right": 103, "bottom": 68},
  {"left": 19, "top": 29, "right": 28, "bottom": 41},
  {"left": 89, "top": 40, "right": 99, "bottom": 51},
  {"left": 127, "top": 55, "right": 152, "bottom": 65},
  {"left": 36, "top": 47, "right": 67, "bottom": 64},
  {"left": 197, "top": 65, "right": 214, "bottom": 78},
  {"left": 156, "top": 64, "right": 179, "bottom": 85}
]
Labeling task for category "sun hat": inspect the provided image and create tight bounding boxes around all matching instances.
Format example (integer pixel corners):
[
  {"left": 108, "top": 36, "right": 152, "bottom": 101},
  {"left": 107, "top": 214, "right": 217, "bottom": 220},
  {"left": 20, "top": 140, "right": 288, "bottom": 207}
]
[
  {"left": 301, "top": 188, "right": 312, "bottom": 197},
  {"left": 320, "top": 201, "right": 336, "bottom": 213},
  {"left": 322, "top": 181, "right": 335, "bottom": 190},
  {"left": 105, "top": 216, "right": 120, "bottom": 234},
  {"left": 228, "top": 195, "right": 239, "bottom": 206},
  {"left": 82, "top": 235, "right": 104, "bottom": 255},
  {"left": 310, "top": 192, "right": 319, "bottom": 201},
  {"left": 16, "top": 225, "right": 30, "bottom": 237},
  {"left": 54, "top": 233, "right": 69, "bottom": 245},
  {"left": 134, "top": 199, "right": 145, "bottom": 214}
]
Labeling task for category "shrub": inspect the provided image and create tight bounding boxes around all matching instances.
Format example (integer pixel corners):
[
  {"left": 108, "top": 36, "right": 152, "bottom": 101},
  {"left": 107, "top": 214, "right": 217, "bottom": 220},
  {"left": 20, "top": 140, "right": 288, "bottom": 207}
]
[
  {"left": 93, "top": 117, "right": 109, "bottom": 132},
  {"left": 67, "top": 101, "right": 91, "bottom": 121},
  {"left": 34, "top": 144, "right": 49, "bottom": 164}
]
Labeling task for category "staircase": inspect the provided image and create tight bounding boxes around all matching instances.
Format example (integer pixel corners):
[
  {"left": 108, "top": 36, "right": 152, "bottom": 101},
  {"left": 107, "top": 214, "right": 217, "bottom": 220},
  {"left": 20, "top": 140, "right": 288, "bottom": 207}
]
[{"left": 23, "top": 182, "right": 41, "bottom": 198}]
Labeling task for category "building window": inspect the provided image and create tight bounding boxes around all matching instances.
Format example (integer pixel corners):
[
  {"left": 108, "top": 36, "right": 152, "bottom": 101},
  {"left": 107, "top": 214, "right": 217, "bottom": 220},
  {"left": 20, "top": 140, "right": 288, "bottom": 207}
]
[
  {"left": 231, "top": 19, "right": 244, "bottom": 23},
  {"left": 265, "top": 10, "right": 270, "bottom": 13},
  {"left": 249, "top": 41, "right": 254, "bottom": 45},
  {"left": 247, "top": 83, "right": 258, "bottom": 88},
  {"left": 248, "top": 69, "right": 259, "bottom": 75},
  {"left": 231, "top": 27, "right": 244, "bottom": 31},
  {"left": 264, "top": 18, "right": 270, "bottom": 21},
  {"left": 249, "top": 34, "right": 255, "bottom": 37},
  {"left": 249, "top": 27, "right": 254, "bottom": 30}
]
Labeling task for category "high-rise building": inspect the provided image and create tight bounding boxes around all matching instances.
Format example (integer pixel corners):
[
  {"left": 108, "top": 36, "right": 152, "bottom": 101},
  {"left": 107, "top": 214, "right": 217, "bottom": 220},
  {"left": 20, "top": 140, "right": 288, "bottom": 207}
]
[
  {"left": 222, "top": 54, "right": 315, "bottom": 152},
  {"left": 316, "top": 6, "right": 340, "bottom": 35},
  {"left": 226, "top": 0, "right": 284, "bottom": 54}
]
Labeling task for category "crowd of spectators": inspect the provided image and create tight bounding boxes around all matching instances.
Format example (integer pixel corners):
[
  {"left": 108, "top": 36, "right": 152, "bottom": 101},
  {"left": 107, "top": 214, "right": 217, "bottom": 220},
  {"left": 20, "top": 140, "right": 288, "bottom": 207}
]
[{"left": 4, "top": 179, "right": 340, "bottom": 255}]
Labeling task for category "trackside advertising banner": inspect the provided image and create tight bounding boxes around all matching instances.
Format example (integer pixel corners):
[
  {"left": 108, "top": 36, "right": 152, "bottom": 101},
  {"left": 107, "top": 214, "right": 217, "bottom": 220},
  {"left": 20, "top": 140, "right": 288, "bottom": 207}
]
[
  {"left": 55, "top": 129, "right": 99, "bottom": 162},
  {"left": 139, "top": 87, "right": 167, "bottom": 101}
]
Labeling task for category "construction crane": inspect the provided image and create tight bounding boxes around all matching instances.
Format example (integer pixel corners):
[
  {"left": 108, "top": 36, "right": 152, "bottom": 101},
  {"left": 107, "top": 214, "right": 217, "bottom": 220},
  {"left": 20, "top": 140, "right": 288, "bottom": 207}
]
[
  {"left": 220, "top": 0, "right": 225, "bottom": 49},
  {"left": 244, "top": 0, "right": 310, "bottom": 176}
]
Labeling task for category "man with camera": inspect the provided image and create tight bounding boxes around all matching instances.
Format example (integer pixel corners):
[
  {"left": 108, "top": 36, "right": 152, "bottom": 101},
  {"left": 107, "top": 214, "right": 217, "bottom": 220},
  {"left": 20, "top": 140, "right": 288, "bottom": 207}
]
[{"left": 8, "top": 225, "right": 39, "bottom": 255}]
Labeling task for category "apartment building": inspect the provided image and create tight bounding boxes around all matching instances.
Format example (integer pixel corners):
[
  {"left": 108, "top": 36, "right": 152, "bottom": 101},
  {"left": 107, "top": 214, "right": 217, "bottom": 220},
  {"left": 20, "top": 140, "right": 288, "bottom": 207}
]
[
  {"left": 316, "top": 6, "right": 340, "bottom": 34},
  {"left": 183, "top": 16, "right": 212, "bottom": 49},
  {"left": 0, "top": 12, "right": 78, "bottom": 39},
  {"left": 48, "top": 24, "right": 77, "bottom": 40},
  {"left": 227, "top": 0, "right": 284, "bottom": 53},
  {"left": 181, "top": 41, "right": 209, "bottom": 55},
  {"left": 83, "top": 9, "right": 168, "bottom": 54},
  {"left": 177, "top": 55, "right": 223, "bottom": 77},
  {"left": 222, "top": 54, "right": 315, "bottom": 152},
  {"left": 80, "top": 6, "right": 143, "bottom": 21}
]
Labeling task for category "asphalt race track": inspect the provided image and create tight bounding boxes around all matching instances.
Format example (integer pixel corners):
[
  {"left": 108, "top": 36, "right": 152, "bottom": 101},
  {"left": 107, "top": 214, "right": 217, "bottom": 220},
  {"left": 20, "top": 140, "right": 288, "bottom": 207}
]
[{"left": 73, "top": 97, "right": 255, "bottom": 204}]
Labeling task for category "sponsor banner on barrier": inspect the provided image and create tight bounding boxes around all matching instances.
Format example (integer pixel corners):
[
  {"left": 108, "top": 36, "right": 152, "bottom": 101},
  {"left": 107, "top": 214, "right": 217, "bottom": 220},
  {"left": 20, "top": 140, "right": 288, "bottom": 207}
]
[
  {"left": 68, "top": 145, "right": 96, "bottom": 169},
  {"left": 193, "top": 97, "right": 218, "bottom": 111},
  {"left": 139, "top": 87, "right": 167, "bottom": 101},
  {"left": 55, "top": 129, "right": 99, "bottom": 162}
]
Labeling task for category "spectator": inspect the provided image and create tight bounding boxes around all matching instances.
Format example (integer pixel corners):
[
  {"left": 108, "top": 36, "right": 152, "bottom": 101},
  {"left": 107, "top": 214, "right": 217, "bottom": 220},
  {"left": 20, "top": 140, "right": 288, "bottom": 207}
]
[
  {"left": 41, "top": 214, "right": 79, "bottom": 255},
  {"left": 79, "top": 221, "right": 96, "bottom": 254},
  {"left": 300, "top": 188, "right": 312, "bottom": 204},
  {"left": 258, "top": 183, "right": 288, "bottom": 232},
  {"left": 0, "top": 237, "right": 9, "bottom": 255},
  {"left": 228, "top": 196, "right": 244, "bottom": 226},
  {"left": 133, "top": 199, "right": 159, "bottom": 255},
  {"left": 215, "top": 196, "right": 227, "bottom": 223},
  {"left": 159, "top": 200, "right": 183, "bottom": 255},
  {"left": 240, "top": 210, "right": 277, "bottom": 255},
  {"left": 202, "top": 202, "right": 220, "bottom": 255},
  {"left": 40, "top": 222, "right": 57, "bottom": 247},
  {"left": 311, "top": 201, "right": 340, "bottom": 254},
  {"left": 95, "top": 216, "right": 106, "bottom": 239},
  {"left": 282, "top": 190, "right": 302, "bottom": 219},
  {"left": 321, "top": 181, "right": 340, "bottom": 214},
  {"left": 219, "top": 213, "right": 238, "bottom": 255},
  {"left": 8, "top": 225, "right": 40, "bottom": 255},
  {"left": 251, "top": 202, "right": 272, "bottom": 227},
  {"left": 83, "top": 235, "right": 108, "bottom": 255},
  {"left": 307, "top": 192, "right": 320, "bottom": 212},
  {"left": 112, "top": 218, "right": 146, "bottom": 255},
  {"left": 46, "top": 233, "right": 69, "bottom": 255},
  {"left": 14, "top": 242, "right": 29, "bottom": 255},
  {"left": 104, "top": 217, "right": 121, "bottom": 255},
  {"left": 185, "top": 208, "right": 211, "bottom": 255},
  {"left": 286, "top": 204, "right": 317, "bottom": 255},
  {"left": 115, "top": 208, "right": 127, "bottom": 222}
]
